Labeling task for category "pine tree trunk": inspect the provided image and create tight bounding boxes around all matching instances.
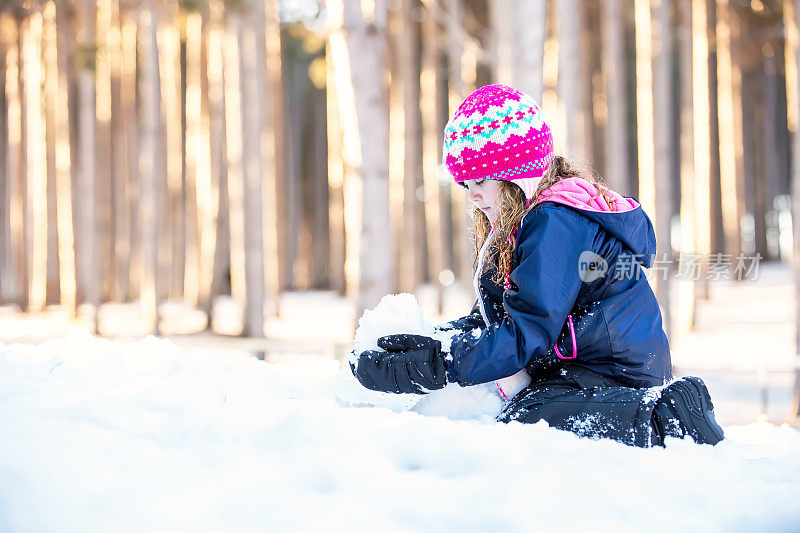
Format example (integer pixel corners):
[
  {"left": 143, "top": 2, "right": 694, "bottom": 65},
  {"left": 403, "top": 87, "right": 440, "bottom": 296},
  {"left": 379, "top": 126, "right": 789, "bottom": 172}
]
[
  {"left": 223, "top": 11, "right": 247, "bottom": 325},
  {"left": 602, "top": 0, "right": 629, "bottom": 194},
  {"left": 514, "top": 0, "right": 547, "bottom": 100},
  {"left": 185, "top": 9, "right": 213, "bottom": 309},
  {"left": 96, "top": 0, "right": 113, "bottom": 304},
  {"left": 490, "top": 0, "right": 514, "bottom": 86},
  {"left": 678, "top": 0, "right": 697, "bottom": 334},
  {"left": 0, "top": 18, "right": 8, "bottom": 304},
  {"left": 241, "top": 0, "right": 266, "bottom": 337},
  {"left": 558, "top": 0, "right": 592, "bottom": 161},
  {"left": 325, "top": 36, "right": 346, "bottom": 295},
  {"left": 445, "top": 0, "right": 472, "bottom": 286},
  {"left": 393, "top": 0, "right": 423, "bottom": 293},
  {"left": 328, "top": 0, "right": 393, "bottom": 316},
  {"left": 206, "top": 0, "right": 227, "bottom": 319},
  {"left": 0, "top": 15, "right": 22, "bottom": 305},
  {"left": 117, "top": 9, "right": 138, "bottom": 302},
  {"left": 262, "top": 0, "right": 283, "bottom": 316},
  {"left": 692, "top": 0, "right": 712, "bottom": 300},
  {"left": 716, "top": 0, "right": 744, "bottom": 259},
  {"left": 138, "top": 4, "right": 161, "bottom": 334},
  {"left": 44, "top": 3, "right": 60, "bottom": 305},
  {"left": 4, "top": 15, "right": 26, "bottom": 307},
  {"left": 76, "top": 0, "right": 98, "bottom": 327},
  {"left": 155, "top": 2, "right": 184, "bottom": 304},
  {"left": 22, "top": 12, "right": 48, "bottom": 312},
  {"left": 784, "top": 0, "right": 800, "bottom": 423},
  {"left": 653, "top": 0, "right": 675, "bottom": 340},
  {"left": 421, "top": 1, "right": 446, "bottom": 313}
]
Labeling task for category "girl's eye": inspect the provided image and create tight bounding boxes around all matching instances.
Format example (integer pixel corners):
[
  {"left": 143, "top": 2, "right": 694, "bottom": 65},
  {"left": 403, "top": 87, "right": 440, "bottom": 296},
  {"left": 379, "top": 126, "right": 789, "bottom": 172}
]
[{"left": 474, "top": 179, "right": 486, "bottom": 185}]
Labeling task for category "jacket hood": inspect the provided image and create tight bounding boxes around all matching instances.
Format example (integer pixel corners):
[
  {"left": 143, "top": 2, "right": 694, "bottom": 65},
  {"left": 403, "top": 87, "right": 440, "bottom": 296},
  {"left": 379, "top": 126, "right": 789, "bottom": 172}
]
[{"left": 533, "top": 177, "right": 657, "bottom": 267}]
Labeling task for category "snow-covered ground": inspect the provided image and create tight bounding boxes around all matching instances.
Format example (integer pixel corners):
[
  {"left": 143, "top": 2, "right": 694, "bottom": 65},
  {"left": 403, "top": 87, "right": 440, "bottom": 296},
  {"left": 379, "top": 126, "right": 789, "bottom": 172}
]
[
  {"left": 1, "top": 263, "right": 799, "bottom": 531},
  {"left": 0, "top": 330, "right": 798, "bottom": 532}
]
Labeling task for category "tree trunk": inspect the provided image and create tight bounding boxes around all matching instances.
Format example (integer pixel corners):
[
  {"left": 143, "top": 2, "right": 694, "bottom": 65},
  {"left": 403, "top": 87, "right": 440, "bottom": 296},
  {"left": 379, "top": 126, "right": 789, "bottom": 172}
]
[
  {"left": 138, "top": 4, "right": 161, "bottom": 334},
  {"left": 558, "top": 0, "right": 592, "bottom": 161},
  {"left": 391, "top": 1, "right": 424, "bottom": 293},
  {"left": 96, "top": 0, "right": 113, "bottom": 304},
  {"left": 514, "top": 1, "right": 547, "bottom": 106},
  {"left": 1, "top": 14, "right": 25, "bottom": 306},
  {"left": 262, "top": 0, "right": 283, "bottom": 316},
  {"left": 692, "top": 0, "right": 712, "bottom": 302},
  {"left": 116, "top": 9, "right": 137, "bottom": 302},
  {"left": 634, "top": 0, "right": 656, "bottom": 231},
  {"left": 22, "top": 12, "right": 48, "bottom": 312},
  {"left": 76, "top": 0, "right": 98, "bottom": 327},
  {"left": 241, "top": 2, "right": 266, "bottom": 338},
  {"left": 602, "top": 0, "right": 629, "bottom": 194},
  {"left": 677, "top": 0, "right": 697, "bottom": 335},
  {"left": 188, "top": 9, "right": 216, "bottom": 310},
  {"left": 445, "top": 0, "right": 472, "bottom": 286},
  {"left": 328, "top": 0, "right": 393, "bottom": 317},
  {"left": 156, "top": 3, "right": 184, "bottom": 304},
  {"left": 716, "top": 0, "right": 744, "bottom": 259},
  {"left": 223, "top": 11, "right": 247, "bottom": 326},
  {"left": 785, "top": 0, "right": 800, "bottom": 423},
  {"left": 653, "top": 0, "right": 675, "bottom": 340},
  {"left": 44, "top": 3, "right": 60, "bottom": 305},
  {"left": 421, "top": 0, "right": 446, "bottom": 313},
  {"left": 326, "top": 35, "right": 346, "bottom": 295},
  {"left": 206, "top": 0, "right": 227, "bottom": 319}
]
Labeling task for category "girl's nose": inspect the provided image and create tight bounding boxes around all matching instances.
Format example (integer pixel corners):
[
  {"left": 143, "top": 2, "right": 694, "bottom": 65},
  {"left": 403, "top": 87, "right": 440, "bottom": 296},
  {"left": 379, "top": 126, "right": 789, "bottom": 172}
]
[{"left": 468, "top": 189, "right": 480, "bottom": 204}]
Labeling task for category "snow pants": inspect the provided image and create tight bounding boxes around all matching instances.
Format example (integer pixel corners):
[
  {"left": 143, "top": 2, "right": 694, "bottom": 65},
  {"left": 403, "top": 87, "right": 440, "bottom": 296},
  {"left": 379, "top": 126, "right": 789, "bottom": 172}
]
[{"left": 497, "top": 366, "right": 660, "bottom": 447}]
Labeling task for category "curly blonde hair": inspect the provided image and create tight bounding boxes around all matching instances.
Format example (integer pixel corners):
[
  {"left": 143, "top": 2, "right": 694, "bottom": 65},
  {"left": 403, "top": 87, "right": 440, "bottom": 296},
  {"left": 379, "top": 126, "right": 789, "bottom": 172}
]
[{"left": 471, "top": 156, "right": 616, "bottom": 285}]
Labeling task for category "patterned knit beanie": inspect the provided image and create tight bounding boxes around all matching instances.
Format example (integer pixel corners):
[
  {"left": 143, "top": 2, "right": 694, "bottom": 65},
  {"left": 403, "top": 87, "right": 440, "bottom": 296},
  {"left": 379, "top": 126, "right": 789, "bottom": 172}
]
[{"left": 443, "top": 84, "right": 554, "bottom": 203}]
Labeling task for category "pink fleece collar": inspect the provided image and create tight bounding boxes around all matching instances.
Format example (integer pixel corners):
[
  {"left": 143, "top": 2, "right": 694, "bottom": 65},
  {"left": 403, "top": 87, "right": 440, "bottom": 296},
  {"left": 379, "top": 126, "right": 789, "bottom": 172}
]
[{"left": 533, "top": 177, "right": 639, "bottom": 213}]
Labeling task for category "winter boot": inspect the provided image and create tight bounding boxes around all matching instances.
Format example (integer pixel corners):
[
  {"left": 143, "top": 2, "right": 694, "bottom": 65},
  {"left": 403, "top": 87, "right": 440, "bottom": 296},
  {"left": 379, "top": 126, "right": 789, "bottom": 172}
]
[{"left": 651, "top": 377, "right": 724, "bottom": 446}]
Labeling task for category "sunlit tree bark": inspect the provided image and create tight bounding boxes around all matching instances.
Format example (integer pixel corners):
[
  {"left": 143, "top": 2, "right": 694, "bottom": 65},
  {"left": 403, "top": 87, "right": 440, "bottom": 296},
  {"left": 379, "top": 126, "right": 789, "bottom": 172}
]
[
  {"left": 156, "top": 2, "right": 184, "bottom": 303},
  {"left": 653, "top": 0, "right": 674, "bottom": 339},
  {"left": 505, "top": 0, "right": 547, "bottom": 100},
  {"left": 96, "top": 0, "right": 113, "bottom": 303},
  {"left": 692, "top": 0, "right": 712, "bottom": 301},
  {"left": 241, "top": 0, "right": 266, "bottom": 337},
  {"left": 602, "top": 0, "right": 628, "bottom": 194},
  {"left": 20, "top": 10, "right": 48, "bottom": 311},
  {"left": 261, "top": 0, "right": 283, "bottom": 315},
  {"left": 186, "top": 7, "right": 216, "bottom": 310},
  {"left": 420, "top": 0, "right": 447, "bottom": 312},
  {"left": 558, "top": 0, "right": 592, "bottom": 161},
  {"left": 75, "top": 0, "right": 98, "bottom": 327},
  {"left": 116, "top": 8, "right": 138, "bottom": 301},
  {"left": 325, "top": 31, "right": 346, "bottom": 296},
  {"left": 138, "top": 3, "right": 162, "bottom": 334},
  {"left": 43, "top": 2, "right": 59, "bottom": 304},
  {"left": 445, "top": 0, "right": 472, "bottom": 286},
  {"left": 390, "top": 0, "right": 424, "bottom": 293},
  {"left": 328, "top": 0, "right": 392, "bottom": 316},
  {"left": 783, "top": 0, "right": 800, "bottom": 423},
  {"left": 1, "top": 14, "right": 25, "bottom": 306},
  {"left": 207, "top": 0, "right": 231, "bottom": 319}
]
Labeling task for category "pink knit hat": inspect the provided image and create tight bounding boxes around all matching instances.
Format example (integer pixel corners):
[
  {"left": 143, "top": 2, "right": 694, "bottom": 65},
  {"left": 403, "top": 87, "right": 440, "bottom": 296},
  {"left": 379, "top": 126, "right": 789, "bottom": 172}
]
[{"left": 443, "top": 84, "right": 554, "bottom": 202}]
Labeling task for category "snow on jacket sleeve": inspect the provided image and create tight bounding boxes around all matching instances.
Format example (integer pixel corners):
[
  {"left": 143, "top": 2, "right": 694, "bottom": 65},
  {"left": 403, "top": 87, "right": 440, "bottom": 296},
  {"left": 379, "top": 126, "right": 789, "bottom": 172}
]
[{"left": 448, "top": 205, "right": 596, "bottom": 386}]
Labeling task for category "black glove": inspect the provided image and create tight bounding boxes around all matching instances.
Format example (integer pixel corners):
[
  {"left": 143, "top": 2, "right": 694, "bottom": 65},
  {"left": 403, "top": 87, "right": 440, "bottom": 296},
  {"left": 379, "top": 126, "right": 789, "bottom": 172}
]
[
  {"left": 350, "top": 334, "right": 447, "bottom": 394},
  {"left": 436, "top": 312, "right": 484, "bottom": 335}
]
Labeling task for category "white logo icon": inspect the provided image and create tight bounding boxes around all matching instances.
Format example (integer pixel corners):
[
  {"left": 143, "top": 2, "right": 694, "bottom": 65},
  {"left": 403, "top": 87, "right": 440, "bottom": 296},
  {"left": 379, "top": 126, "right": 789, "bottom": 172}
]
[{"left": 578, "top": 251, "right": 608, "bottom": 282}]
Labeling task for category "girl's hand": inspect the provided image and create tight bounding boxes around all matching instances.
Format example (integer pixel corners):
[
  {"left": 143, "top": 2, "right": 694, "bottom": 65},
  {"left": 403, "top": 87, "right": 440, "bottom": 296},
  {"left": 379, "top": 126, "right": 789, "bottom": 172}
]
[{"left": 350, "top": 335, "right": 448, "bottom": 394}]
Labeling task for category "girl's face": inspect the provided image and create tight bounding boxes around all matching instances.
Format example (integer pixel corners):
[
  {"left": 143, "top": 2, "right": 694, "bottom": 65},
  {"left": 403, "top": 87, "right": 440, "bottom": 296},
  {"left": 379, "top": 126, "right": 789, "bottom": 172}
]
[{"left": 465, "top": 178, "right": 502, "bottom": 224}]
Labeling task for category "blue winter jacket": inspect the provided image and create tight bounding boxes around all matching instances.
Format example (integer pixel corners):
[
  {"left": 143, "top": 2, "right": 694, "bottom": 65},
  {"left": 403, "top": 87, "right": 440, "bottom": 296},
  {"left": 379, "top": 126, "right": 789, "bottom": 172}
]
[{"left": 448, "top": 200, "right": 672, "bottom": 389}]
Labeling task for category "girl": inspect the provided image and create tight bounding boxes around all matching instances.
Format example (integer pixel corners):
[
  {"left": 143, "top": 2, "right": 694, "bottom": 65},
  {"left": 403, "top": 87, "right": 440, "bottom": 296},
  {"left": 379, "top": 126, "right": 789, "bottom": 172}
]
[{"left": 352, "top": 84, "right": 723, "bottom": 448}]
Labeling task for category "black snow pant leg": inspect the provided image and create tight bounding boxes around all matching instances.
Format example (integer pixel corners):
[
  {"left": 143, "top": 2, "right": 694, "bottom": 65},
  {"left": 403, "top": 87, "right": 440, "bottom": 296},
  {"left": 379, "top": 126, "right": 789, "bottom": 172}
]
[{"left": 497, "top": 366, "right": 659, "bottom": 448}]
